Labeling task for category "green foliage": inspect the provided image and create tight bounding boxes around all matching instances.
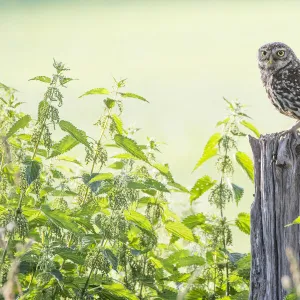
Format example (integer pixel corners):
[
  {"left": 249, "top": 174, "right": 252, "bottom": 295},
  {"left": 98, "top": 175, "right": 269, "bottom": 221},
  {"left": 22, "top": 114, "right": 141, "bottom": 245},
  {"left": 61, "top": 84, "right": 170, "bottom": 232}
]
[{"left": 0, "top": 65, "right": 255, "bottom": 299}]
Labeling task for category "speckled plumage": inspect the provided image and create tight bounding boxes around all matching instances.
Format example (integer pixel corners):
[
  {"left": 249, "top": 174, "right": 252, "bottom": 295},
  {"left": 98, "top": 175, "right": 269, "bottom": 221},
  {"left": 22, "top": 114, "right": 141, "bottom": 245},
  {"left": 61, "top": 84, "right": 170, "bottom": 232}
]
[{"left": 258, "top": 42, "right": 300, "bottom": 120}]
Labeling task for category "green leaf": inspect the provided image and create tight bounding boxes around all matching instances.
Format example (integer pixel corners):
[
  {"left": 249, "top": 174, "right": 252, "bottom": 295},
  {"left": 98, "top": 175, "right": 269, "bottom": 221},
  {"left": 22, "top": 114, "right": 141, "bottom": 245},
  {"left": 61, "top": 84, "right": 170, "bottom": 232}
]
[
  {"left": 23, "top": 159, "right": 41, "bottom": 185},
  {"left": 29, "top": 76, "right": 51, "bottom": 83},
  {"left": 190, "top": 175, "right": 216, "bottom": 203},
  {"left": 49, "top": 135, "right": 79, "bottom": 158},
  {"left": 79, "top": 88, "right": 110, "bottom": 98},
  {"left": 240, "top": 120, "right": 260, "bottom": 138},
  {"left": 118, "top": 92, "right": 148, "bottom": 103},
  {"left": 61, "top": 77, "right": 74, "bottom": 85},
  {"left": 101, "top": 283, "right": 139, "bottom": 300},
  {"left": 235, "top": 212, "right": 250, "bottom": 235},
  {"left": 54, "top": 247, "right": 85, "bottom": 265},
  {"left": 114, "top": 134, "right": 149, "bottom": 163},
  {"left": 176, "top": 255, "right": 205, "bottom": 268},
  {"left": 41, "top": 205, "right": 82, "bottom": 235},
  {"left": 108, "top": 161, "right": 124, "bottom": 169},
  {"left": 88, "top": 173, "right": 114, "bottom": 183},
  {"left": 57, "top": 155, "right": 82, "bottom": 166},
  {"left": 167, "top": 181, "right": 189, "bottom": 193},
  {"left": 104, "top": 98, "right": 116, "bottom": 108},
  {"left": 124, "top": 210, "right": 153, "bottom": 232},
  {"left": 165, "top": 221, "right": 194, "bottom": 241},
  {"left": 111, "top": 114, "right": 123, "bottom": 134},
  {"left": 183, "top": 213, "right": 206, "bottom": 229},
  {"left": 127, "top": 178, "right": 169, "bottom": 192},
  {"left": 6, "top": 115, "right": 31, "bottom": 138},
  {"left": 231, "top": 183, "right": 244, "bottom": 205},
  {"left": 236, "top": 151, "right": 254, "bottom": 182},
  {"left": 216, "top": 117, "right": 230, "bottom": 127},
  {"left": 103, "top": 249, "right": 118, "bottom": 271},
  {"left": 286, "top": 216, "right": 300, "bottom": 227},
  {"left": 59, "top": 120, "right": 90, "bottom": 148},
  {"left": 193, "top": 133, "right": 222, "bottom": 171}
]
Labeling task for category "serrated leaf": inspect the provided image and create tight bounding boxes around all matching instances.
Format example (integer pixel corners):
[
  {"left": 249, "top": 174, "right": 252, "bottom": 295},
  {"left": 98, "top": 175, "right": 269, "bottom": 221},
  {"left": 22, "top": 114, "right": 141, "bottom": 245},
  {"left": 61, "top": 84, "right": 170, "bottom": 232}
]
[
  {"left": 124, "top": 210, "right": 153, "bottom": 232},
  {"left": 286, "top": 216, "right": 300, "bottom": 227},
  {"left": 79, "top": 88, "right": 110, "bottom": 98},
  {"left": 59, "top": 120, "right": 90, "bottom": 148},
  {"left": 127, "top": 178, "right": 169, "bottom": 192},
  {"left": 49, "top": 135, "right": 79, "bottom": 158},
  {"left": 23, "top": 159, "right": 41, "bottom": 185},
  {"left": 216, "top": 117, "right": 230, "bottom": 127},
  {"left": 111, "top": 114, "right": 123, "bottom": 134},
  {"left": 235, "top": 212, "right": 250, "bottom": 235},
  {"left": 104, "top": 98, "right": 116, "bottom": 108},
  {"left": 57, "top": 155, "right": 82, "bottom": 166},
  {"left": 190, "top": 175, "right": 216, "bottom": 203},
  {"left": 54, "top": 247, "right": 85, "bottom": 265},
  {"left": 114, "top": 134, "right": 149, "bottom": 163},
  {"left": 6, "top": 115, "right": 31, "bottom": 138},
  {"left": 29, "top": 76, "right": 51, "bottom": 83},
  {"left": 231, "top": 183, "right": 244, "bottom": 205},
  {"left": 103, "top": 249, "right": 118, "bottom": 271},
  {"left": 240, "top": 120, "right": 260, "bottom": 138},
  {"left": 118, "top": 92, "right": 148, "bottom": 103},
  {"left": 183, "top": 213, "right": 206, "bottom": 229},
  {"left": 108, "top": 161, "right": 124, "bottom": 169},
  {"left": 89, "top": 173, "right": 114, "bottom": 183},
  {"left": 61, "top": 77, "right": 74, "bottom": 85},
  {"left": 101, "top": 283, "right": 139, "bottom": 300},
  {"left": 176, "top": 255, "right": 205, "bottom": 268},
  {"left": 41, "top": 205, "right": 82, "bottom": 235},
  {"left": 167, "top": 181, "right": 189, "bottom": 193},
  {"left": 236, "top": 151, "right": 254, "bottom": 182},
  {"left": 193, "top": 133, "right": 222, "bottom": 171},
  {"left": 165, "top": 221, "right": 194, "bottom": 241}
]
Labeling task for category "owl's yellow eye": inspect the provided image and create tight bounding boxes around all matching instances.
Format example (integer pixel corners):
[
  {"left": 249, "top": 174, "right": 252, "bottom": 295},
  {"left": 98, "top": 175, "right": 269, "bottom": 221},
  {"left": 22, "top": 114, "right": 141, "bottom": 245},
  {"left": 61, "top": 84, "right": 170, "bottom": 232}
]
[
  {"left": 261, "top": 50, "right": 267, "bottom": 57},
  {"left": 277, "top": 50, "right": 285, "bottom": 57}
]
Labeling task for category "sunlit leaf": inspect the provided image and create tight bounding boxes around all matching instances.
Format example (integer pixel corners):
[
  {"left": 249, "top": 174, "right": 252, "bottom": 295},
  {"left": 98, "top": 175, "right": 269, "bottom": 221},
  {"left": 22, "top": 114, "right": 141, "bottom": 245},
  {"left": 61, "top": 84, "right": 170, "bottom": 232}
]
[
  {"left": 235, "top": 212, "right": 250, "bottom": 235},
  {"left": 49, "top": 135, "right": 79, "bottom": 158},
  {"left": 118, "top": 92, "right": 148, "bottom": 103},
  {"left": 101, "top": 283, "right": 139, "bottom": 300},
  {"left": 165, "top": 221, "right": 194, "bottom": 241},
  {"left": 88, "top": 173, "right": 114, "bottom": 183},
  {"left": 114, "top": 134, "right": 149, "bottom": 163},
  {"left": 183, "top": 213, "right": 206, "bottom": 229},
  {"left": 108, "top": 161, "right": 124, "bottom": 169},
  {"left": 240, "top": 120, "right": 260, "bottom": 138},
  {"left": 111, "top": 114, "right": 124, "bottom": 134},
  {"left": 124, "top": 210, "right": 153, "bottom": 232},
  {"left": 41, "top": 205, "right": 82, "bottom": 235},
  {"left": 79, "top": 88, "right": 110, "bottom": 98},
  {"left": 193, "top": 133, "right": 222, "bottom": 171},
  {"left": 176, "top": 255, "right": 205, "bottom": 268},
  {"left": 236, "top": 151, "right": 254, "bottom": 182},
  {"left": 6, "top": 115, "right": 31, "bottom": 138},
  {"left": 190, "top": 175, "right": 216, "bottom": 203},
  {"left": 59, "top": 120, "right": 90, "bottom": 148},
  {"left": 29, "top": 76, "right": 51, "bottom": 83},
  {"left": 54, "top": 247, "right": 85, "bottom": 265}
]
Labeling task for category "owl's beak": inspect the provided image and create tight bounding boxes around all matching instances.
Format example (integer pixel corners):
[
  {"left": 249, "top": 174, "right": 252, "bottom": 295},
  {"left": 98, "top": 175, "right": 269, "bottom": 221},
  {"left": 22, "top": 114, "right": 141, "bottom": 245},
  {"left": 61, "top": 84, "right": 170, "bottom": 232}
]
[{"left": 267, "top": 57, "right": 273, "bottom": 66}]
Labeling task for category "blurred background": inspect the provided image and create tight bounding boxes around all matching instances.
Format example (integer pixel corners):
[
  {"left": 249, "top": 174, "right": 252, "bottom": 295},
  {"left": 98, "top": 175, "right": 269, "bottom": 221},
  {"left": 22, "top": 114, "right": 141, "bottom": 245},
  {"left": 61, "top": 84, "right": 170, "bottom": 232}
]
[{"left": 1, "top": 0, "right": 299, "bottom": 253}]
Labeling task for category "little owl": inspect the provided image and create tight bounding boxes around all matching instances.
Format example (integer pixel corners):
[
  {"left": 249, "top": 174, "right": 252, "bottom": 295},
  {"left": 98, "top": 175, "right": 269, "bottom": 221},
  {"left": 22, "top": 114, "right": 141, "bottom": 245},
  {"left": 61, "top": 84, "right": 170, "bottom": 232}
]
[{"left": 258, "top": 42, "right": 300, "bottom": 134}]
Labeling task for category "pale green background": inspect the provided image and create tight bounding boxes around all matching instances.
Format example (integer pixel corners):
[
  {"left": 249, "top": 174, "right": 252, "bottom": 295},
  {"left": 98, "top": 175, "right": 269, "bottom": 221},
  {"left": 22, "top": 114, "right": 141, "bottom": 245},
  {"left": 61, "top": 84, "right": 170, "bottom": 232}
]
[{"left": 1, "top": 0, "right": 299, "bottom": 253}]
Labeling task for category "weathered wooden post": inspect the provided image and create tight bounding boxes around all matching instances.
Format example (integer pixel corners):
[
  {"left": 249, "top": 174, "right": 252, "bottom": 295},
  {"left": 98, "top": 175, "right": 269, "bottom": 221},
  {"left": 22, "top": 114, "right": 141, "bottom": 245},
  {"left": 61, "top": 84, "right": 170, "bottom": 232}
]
[{"left": 249, "top": 133, "right": 300, "bottom": 299}]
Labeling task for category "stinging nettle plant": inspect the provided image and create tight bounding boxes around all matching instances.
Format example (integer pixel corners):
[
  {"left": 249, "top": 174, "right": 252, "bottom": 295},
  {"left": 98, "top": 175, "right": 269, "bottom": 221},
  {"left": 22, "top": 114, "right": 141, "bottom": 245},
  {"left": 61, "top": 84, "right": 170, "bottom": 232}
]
[{"left": 0, "top": 61, "right": 257, "bottom": 300}]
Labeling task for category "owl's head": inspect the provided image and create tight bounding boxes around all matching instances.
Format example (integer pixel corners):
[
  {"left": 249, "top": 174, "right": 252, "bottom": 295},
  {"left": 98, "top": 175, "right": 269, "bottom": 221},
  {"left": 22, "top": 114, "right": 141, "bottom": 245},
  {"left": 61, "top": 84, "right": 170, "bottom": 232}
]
[{"left": 258, "top": 42, "right": 297, "bottom": 74}]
